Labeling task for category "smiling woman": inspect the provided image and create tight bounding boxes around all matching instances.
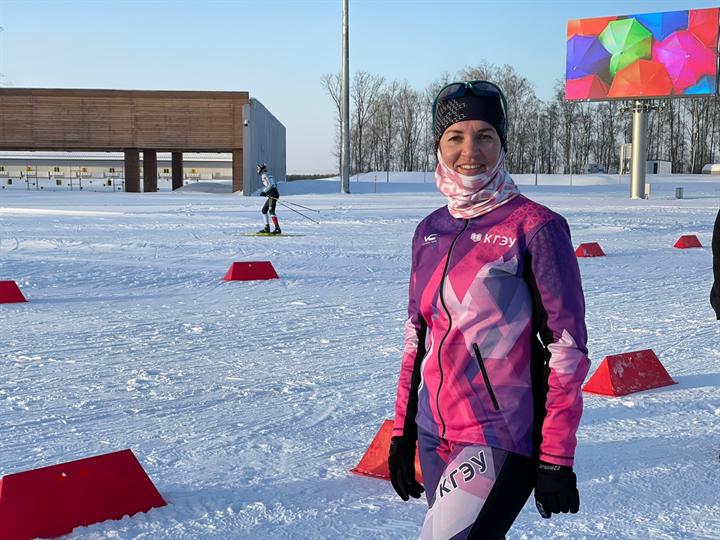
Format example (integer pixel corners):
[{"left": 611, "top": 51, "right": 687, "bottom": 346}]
[{"left": 388, "top": 80, "right": 591, "bottom": 539}]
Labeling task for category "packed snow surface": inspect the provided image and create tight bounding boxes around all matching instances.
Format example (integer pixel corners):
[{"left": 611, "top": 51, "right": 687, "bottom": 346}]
[{"left": 1, "top": 174, "right": 719, "bottom": 539}]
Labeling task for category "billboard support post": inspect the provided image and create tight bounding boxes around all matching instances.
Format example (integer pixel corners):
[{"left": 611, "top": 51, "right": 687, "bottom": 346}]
[
  {"left": 623, "top": 100, "right": 662, "bottom": 199},
  {"left": 630, "top": 100, "right": 648, "bottom": 199}
]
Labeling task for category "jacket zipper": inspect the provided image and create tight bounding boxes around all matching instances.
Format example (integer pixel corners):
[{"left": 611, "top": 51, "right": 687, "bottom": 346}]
[
  {"left": 436, "top": 219, "right": 469, "bottom": 437},
  {"left": 472, "top": 343, "right": 500, "bottom": 411}
]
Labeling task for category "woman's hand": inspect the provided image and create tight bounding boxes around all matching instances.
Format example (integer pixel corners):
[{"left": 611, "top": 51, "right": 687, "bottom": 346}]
[
  {"left": 534, "top": 461, "right": 579, "bottom": 518},
  {"left": 388, "top": 436, "right": 424, "bottom": 501}
]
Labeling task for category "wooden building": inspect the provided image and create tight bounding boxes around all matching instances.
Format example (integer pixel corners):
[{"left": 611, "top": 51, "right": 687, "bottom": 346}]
[{"left": 0, "top": 88, "right": 285, "bottom": 194}]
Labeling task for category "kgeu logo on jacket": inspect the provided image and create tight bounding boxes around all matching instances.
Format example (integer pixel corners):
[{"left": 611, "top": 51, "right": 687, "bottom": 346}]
[
  {"left": 438, "top": 450, "right": 487, "bottom": 499},
  {"left": 471, "top": 231, "right": 516, "bottom": 247},
  {"left": 423, "top": 233, "right": 438, "bottom": 244}
]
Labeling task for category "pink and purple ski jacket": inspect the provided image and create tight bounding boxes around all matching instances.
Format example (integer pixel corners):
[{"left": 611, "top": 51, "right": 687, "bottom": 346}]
[{"left": 393, "top": 195, "right": 590, "bottom": 466}]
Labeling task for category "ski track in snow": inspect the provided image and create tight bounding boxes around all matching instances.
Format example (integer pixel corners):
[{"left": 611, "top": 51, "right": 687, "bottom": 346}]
[{"left": 1, "top": 180, "right": 719, "bottom": 539}]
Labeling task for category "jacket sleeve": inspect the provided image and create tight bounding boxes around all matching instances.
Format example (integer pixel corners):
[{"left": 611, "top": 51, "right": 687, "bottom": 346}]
[
  {"left": 711, "top": 208, "right": 720, "bottom": 320},
  {"left": 526, "top": 216, "right": 590, "bottom": 467},
  {"left": 393, "top": 230, "right": 426, "bottom": 440}
]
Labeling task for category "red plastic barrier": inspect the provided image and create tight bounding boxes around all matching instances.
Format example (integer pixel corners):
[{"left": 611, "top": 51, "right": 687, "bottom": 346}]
[
  {"left": 583, "top": 349, "right": 677, "bottom": 397},
  {"left": 0, "top": 281, "right": 27, "bottom": 304},
  {"left": 673, "top": 235, "right": 702, "bottom": 249},
  {"left": 575, "top": 242, "right": 606, "bottom": 257},
  {"left": 223, "top": 261, "right": 279, "bottom": 281},
  {"left": 0, "top": 449, "right": 166, "bottom": 540},
  {"left": 350, "top": 419, "right": 423, "bottom": 483}
]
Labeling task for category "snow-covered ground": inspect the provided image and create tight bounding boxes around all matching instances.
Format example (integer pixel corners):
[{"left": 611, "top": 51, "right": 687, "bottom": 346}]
[{"left": 1, "top": 174, "right": 719, "bottom": 539}]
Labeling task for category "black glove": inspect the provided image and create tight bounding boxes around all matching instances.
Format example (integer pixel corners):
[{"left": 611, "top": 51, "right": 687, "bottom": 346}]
[
  {"left": 388, "top": 436, "right": 424, "bottom": 501},
  {"left": 534, "top": 461, "right": 579, "bottom": 518},
  {"left": 260, "top": 191, "right": 267, "bottom": 197}
]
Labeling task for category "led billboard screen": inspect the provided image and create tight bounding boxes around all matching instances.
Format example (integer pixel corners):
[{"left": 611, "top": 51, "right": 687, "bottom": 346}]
[{"left": 566, "top": 8, "right": 720, "bottom": 100}]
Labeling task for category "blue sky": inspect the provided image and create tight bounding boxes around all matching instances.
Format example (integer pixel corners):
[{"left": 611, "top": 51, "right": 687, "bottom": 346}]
[{"left": 1, "top": 0, "right": 718, "bottom": 173}]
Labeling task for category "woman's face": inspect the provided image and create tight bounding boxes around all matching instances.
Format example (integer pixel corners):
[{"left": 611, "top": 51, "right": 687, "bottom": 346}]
[{"left": 438, "top": 119, "right": 502, "bottom": 175}]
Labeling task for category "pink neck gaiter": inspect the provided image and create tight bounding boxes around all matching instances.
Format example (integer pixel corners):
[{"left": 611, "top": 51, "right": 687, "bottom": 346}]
[{"left": 435, "top": 149, "right": 520, "bottom": 219}]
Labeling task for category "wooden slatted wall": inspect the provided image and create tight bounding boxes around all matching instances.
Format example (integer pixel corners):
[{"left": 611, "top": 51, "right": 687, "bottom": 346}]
[{"left": 0, "top": 89, "right": 249, "bottom": 151}]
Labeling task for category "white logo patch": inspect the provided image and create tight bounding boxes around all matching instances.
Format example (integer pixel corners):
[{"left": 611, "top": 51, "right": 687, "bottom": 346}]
[
  {"left": 471, "top": 232, "right": 516, "bottom": 247},
  {"left": 423, "top": 233, "right": 438, "bottom": 245}
]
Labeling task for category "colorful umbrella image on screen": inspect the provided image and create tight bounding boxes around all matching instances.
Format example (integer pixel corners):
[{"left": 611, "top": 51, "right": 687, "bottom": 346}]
[
  {"left": 566, "top": 7, "right": 720, "bottom": 100},
  {"left": 653, "top": 30, "right": 717, "bottom": 93},
  {"left": 607, "top": 60, "right": 673, "bottom": 98},
  {"left": 632, "top": 11, "right": 688, "bottom": 41},
  {"left": 567, "top": 35, "right": 611, "bottom": 80},
  {"left": 566, "top": 74, "right": 611, "bottom": 100},
  {"left": 688, "top": 8, "right": 720, "bottom": 48},
  {"left": 567, "top": 16, "right": 618, "bottom": 38},
  {"left": 599, "top": 19, "right": 653, "bottom": 76}
]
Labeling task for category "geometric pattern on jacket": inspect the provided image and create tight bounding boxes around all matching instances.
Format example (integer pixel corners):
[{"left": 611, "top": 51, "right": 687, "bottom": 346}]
[{"left": 393, "top": 195, "right": 590, "bottom": 466}]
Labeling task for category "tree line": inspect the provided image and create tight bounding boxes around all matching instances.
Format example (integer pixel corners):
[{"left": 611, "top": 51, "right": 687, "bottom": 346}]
[{"left": 322, "top": 62, "right": 720, "bottom": 175}]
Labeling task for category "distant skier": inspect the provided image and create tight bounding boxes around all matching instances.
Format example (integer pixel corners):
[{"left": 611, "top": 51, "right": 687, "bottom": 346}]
[
  {"left": 257, "top": 163, "right": 281, "bottom": 235},
  {"left": 712, "top": 206, "right": 719, "bottom": 319}
]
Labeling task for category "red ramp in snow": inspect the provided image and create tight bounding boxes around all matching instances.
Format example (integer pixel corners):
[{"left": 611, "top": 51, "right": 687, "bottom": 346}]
[
  {"left": 673, "top": 235, "right": 702, "bottom": 249},
  {"left": 0, "top": 449, "right": 166, "bottom": 540},
  {"left": 0, "top": 280, "right": 27, "bottom": 304},
  {"left": 583, "top": 349, "right": 677, "bottom": 397},
  {"left": 575, "top": 242, "right": 605, "bottom": 257},
  {"left": 350, "top": 419, "right": 423, "bottom": 483},
  {"left": 223, "top": 261, "right": 279, "bottom": 281}
]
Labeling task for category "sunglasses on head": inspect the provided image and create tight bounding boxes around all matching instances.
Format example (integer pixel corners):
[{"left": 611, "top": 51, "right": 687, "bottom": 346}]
[{"left": 432, "top": 80, "right": 508, "bottom": 133}]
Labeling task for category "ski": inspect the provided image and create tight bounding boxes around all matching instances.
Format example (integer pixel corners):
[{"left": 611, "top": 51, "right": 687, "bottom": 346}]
[{"left": 237, "top": 232, "right": 304, "bottom": 237}]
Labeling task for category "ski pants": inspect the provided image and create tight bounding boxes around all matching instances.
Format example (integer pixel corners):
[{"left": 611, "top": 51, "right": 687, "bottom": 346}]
[
  {"left": 417, "top": 428, "right": 535, "bottom": 540},
  {"left": 261, "top": 188, "right": 279, "bottom": 216}
]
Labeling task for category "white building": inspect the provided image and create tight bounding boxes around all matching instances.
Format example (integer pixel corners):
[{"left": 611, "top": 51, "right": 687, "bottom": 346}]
[
  {"left": 582, "top": 163, "right": 605, "bottom": 174},
  {"left": 646, "top": 160, "right": 672, "bottom": 174},
  {"left": 702, "top": 163, "right": 720, "bottom": 175}
]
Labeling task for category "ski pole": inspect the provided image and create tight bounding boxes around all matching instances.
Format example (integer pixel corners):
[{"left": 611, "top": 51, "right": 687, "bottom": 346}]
[
  {"left": 269, "top": 197, "right": 319, "bottom": 213},
  {"left": 275, "top": 200, "right": 320, "bottom": 224}
]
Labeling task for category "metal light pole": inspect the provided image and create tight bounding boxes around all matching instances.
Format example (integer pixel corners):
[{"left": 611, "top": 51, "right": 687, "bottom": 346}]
[
  {"left": 534, "top": 110, "right": 541, "bottom": 186},
  {"left": 340, "top": 0, "right": 351, "bottom": 194}
]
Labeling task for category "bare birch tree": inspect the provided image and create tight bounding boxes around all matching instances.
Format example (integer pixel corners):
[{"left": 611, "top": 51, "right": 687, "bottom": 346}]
[
  {"left": 320, "top": 73, "right": 342, "bottom": 173},
  {"left": 351, "top": 71, "right": 384, "bottom": 172}
]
